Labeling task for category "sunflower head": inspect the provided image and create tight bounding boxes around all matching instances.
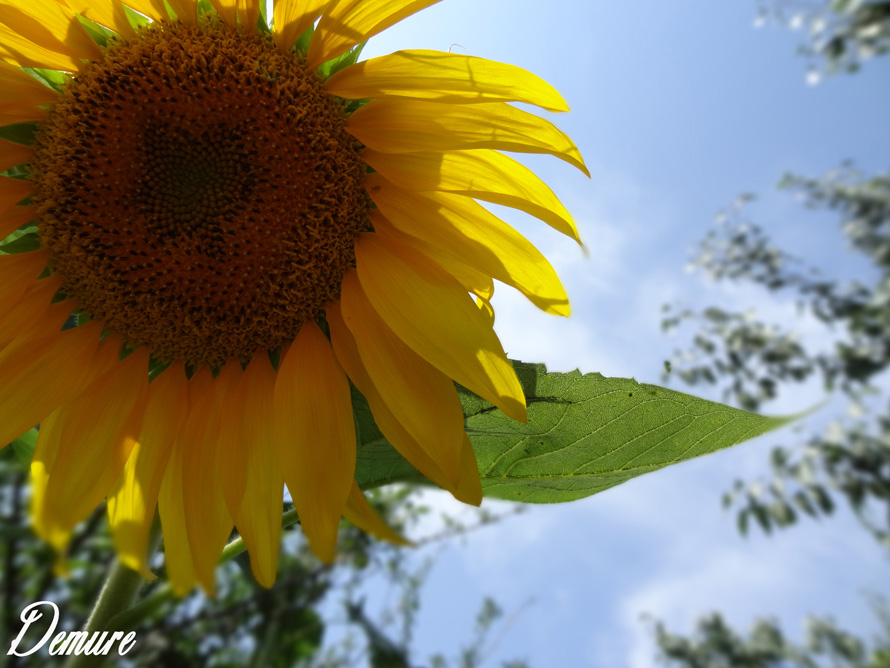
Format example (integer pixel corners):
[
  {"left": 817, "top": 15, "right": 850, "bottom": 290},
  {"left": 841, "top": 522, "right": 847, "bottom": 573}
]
[
  {"left": 32, "top": 19, "right": 372, "bottom": 367},
  {"left": 0, "top": 0, "right": 586, "bottom": 594}
]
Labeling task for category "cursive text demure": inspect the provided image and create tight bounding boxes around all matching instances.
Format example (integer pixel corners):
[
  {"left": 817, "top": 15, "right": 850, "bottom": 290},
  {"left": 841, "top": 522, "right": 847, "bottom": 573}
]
[{"left": 7, "top": 602, "right": 137, "bottom": 658}]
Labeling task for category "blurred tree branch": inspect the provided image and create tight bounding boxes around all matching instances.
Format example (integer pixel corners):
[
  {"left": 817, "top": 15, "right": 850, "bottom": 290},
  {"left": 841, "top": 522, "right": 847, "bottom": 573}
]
[{"left": 755, "top": 0, "right": 890, "bottom": 80}]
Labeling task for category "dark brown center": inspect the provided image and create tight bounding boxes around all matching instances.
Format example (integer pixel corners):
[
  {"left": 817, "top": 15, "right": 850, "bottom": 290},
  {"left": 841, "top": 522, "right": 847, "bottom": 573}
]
[{"left": 32, "top": 21, "right": 370, "bottom": 367}]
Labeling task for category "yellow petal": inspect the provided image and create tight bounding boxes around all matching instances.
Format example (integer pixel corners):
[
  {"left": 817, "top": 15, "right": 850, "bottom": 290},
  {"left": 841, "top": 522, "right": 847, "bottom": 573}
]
[
  {"left": 241, "top": 0, "right": 260, "bottom": 28},
  {"left": 0, "top": 289, "right": 70, "bottom": 356},
  {"left": 0, "top": 316, "right": 100, "bottom": 449},
  {"left": 30, "top": 408, "right": 68, "bottom": 563},
  {"left": 158, "top": 368, "right": 215, "bottom": 597},
  {"left": 328, "top": 302, "right": 448, "bottom": 487},
  {"left": 0, "top": 176, "right": 33, "bottom": 215},
  {"left": 0, "top": 250, "right": 49, "bottom": 312},
  {"left": 64, "top": 0, "right": 134, "bottom": 36},
  {"left": 180, "top": 365, "right": 237, "bottom": 595},
  {"left": 216, "top": 362, "right": 248, "bottom": 520},
  {"left": 328, "top": 301, "right": 448, "bottom": 486},
  {"left": 355, "top": 233, "right": 527, "bottom": 422},
  {"left": 107, "top": 361, "right": 190, "bottom": 579},
  {"left": 233, "top": 354, "right": 283, "bottom": 587},
  {"left": 339, "top": 269, "right": 465, "bottom": 485},
  {"left": 29, "top": 335, "right": 123, "bottom": 552},
  {"left": 209, "top": 0, "right": 238, "bottom": 24},
  {"left": 0, "top": 137, "right": 32, "bottom": 172},
  {"left": 160, "top": 0, "right": 197, "bottom": 23},
  {"left": 0, "top": 205, "right": 34, "bottom": 239},
  {"left": 476, "top": 293, "right": 494, "bottom": 326},
  {"left": 159, "top": 436, "right": 199, "bottom": 596},
  {"left": 273, "top": 321, "right": 355, "bottom": 563},
  {"left": 0, "top": 0, "right": 100, "bottom": 70},
  {"left": 38, "top": 346, "right": 149, "bottom": 553},
  {"left": 0, "top": 276, "right": 61, "bottom": 349},
  {"left": 329, "top": 301, "right": 483, "bottom": 505},
  {"left": 0, "top": 59, "right": 58, "bottom": 107},
  {"left": 307, "top": 0, "right": 441, "bottom": 69},
  {"left": 370, "top": 210, "right": 494, "bottom": 299},
  {"left": 0, "top": 27, "right": 78, "bottom": 70},
  {"left": 362, "top": 148, "right": 580, "bottom": 243},
  {"left": 325, "top": 50, "right": 569, "bottom": 112},
  {"left": 0, "top": 106, "right": 45, "bottom": 125},
  {"left": 273, "top": 0, "right": 330, "bottom": 53},
  {"left": 366, "top": 174, "right": 569, "bottom": 315},
  {"left": 343, "top": 482, "right": 411, "bottom": 545},
  {"left": 208, "top": 0, "right": 258, "bottom": 26},
  {"left": 348, "top": 100, "right": 588, "bottom": 176},
  {"left": 120, "top": 0, "right": 167, "bottom": 22}
]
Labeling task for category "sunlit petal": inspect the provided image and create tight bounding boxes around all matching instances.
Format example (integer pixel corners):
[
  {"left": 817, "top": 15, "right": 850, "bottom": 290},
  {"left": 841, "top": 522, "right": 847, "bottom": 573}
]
[
  {"left": 349, "top": 99, "right": 588, "bottom": 175},
  {"left": 339, "top": 269, "right": 465, "bottom": 485},
  {"left": 363, "top": 148, "right": 580, "bottom": 242},
  {"left": 356, "top": 232, "right": 527, "bottom": 422},
  {"left": 0, "top": 0, "right": 100, "bottom": 69},
  {"left": 327, "top": 301, "right": 482, "bottom": 505},
  {"left": 308, "top": 0, "right": 441, "bottom": 69},
  {"left": 366, "top": 174, "right": 569, "bottom": 315},
  {"left": 273, "top": 0, "right": 330, "bottom": 53},
  {"left": 326, "top": 50, "right": 569, "bottom": 111}
]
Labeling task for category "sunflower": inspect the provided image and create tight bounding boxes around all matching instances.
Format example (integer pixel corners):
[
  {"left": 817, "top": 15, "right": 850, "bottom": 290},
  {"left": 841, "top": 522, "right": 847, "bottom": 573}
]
[{"left": 0, "top": 0, "right": 586, "bottom": 594}]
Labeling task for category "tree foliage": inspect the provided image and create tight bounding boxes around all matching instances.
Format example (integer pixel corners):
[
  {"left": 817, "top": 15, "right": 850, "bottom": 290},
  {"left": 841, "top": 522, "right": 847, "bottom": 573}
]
[
  {"left": 663, "top": 165, "right": 890, "bottom": 546},
  {"left": 654, "top": 607, "right": 890, "bottom": 668},
  {"left": 756, "top": 0, "right": 890, "bottom": 79}
]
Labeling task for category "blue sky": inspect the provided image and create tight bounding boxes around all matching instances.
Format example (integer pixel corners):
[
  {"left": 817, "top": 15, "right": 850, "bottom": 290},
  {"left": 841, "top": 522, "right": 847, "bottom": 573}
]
[{"left": 343, "top": 1, "right": 890, "bottom": 666}]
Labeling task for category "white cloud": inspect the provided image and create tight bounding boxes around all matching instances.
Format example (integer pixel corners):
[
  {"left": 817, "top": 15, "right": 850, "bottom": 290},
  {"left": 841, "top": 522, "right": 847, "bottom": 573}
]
[{"left": 614, "top": 512, "right": 887, "bottom": 668}]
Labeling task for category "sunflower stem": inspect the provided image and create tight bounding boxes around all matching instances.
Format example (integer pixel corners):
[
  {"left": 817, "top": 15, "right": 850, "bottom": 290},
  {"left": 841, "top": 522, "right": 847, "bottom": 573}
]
[
  {"left": 105, "top": 508, "right": 301, "bottom": 634},
  {"left": 62, "top": 517, "right": 162, "bottom": 668}
]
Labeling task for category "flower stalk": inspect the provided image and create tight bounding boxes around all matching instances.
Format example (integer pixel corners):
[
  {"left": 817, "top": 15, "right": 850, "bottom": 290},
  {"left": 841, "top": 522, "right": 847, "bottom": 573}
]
[{"left": 60, "top": 517, "right": 161, "bottom": 668}]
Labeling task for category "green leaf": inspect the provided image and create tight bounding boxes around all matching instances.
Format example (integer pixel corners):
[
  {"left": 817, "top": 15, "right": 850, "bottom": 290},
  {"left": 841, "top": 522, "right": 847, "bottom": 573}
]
[
  {"left": 9, "top": 428, "right": 38, "bottom": 467},
  {"left": 354, "top": 361, "right": 794, "bottom": 503}
]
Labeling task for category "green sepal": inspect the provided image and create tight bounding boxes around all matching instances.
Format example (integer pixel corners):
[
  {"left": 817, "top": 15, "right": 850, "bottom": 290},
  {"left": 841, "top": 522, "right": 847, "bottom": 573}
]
[
  {"left": 75, "top": 14, "right": 115, "bottom": 49},
  {"left": 292, "top": 25, "right": 314, "bottom": 55},
  {"left": 256, "top": 0, "right": 271, "bottom": 34},
  {"left": 195, "top": 0, "right": 215, "bottom": 20},
  {"left": 123, "top": 4, "right": 152, "bottom": 29},
  {"left": 0, "top": 229, "right": 40, "bottom": 254},
  {"left": 23, "top": 68, "right": 68, "bottom": 92},
  {"left": 317, "top": 41, "right": 367, "bottom": 80},
  {"left": 0, "top": 122, "right": 39, "bottom": 146}
]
